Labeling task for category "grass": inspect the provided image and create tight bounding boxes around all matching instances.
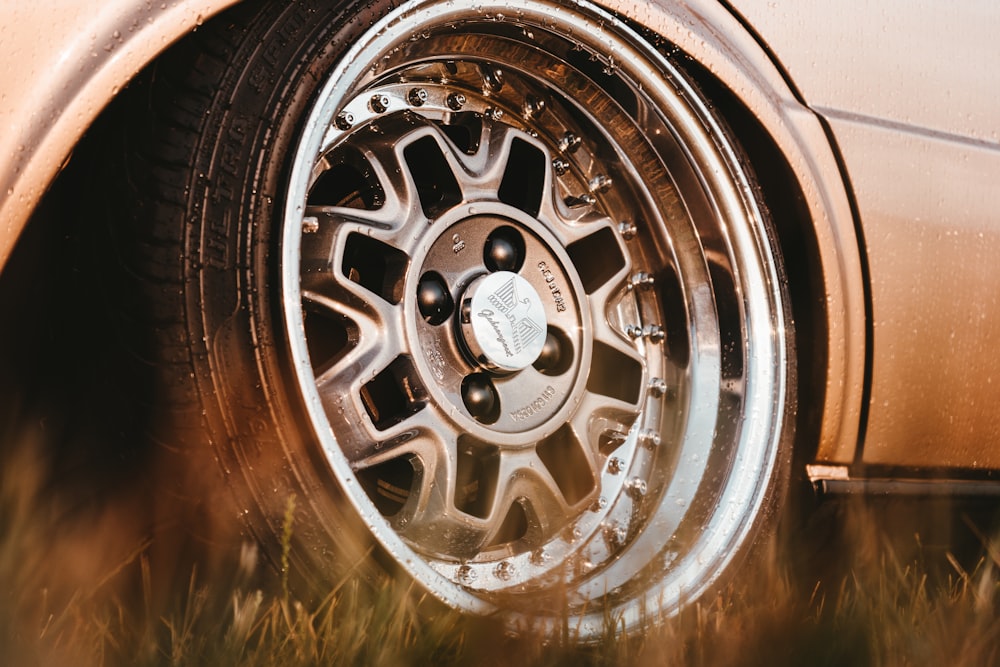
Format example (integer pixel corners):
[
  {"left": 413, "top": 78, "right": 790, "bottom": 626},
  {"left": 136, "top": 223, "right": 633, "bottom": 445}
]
[{"left": 4, "top": 417, "right": 1000, "bottom": 666}]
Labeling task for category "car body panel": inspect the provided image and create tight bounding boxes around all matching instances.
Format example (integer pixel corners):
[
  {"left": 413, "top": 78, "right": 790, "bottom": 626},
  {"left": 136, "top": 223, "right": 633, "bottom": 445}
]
[
  {"left": 727, "top": 0, "right": 1000, "bottom": 470},
  {"left": 830, "top": 115, "right": 1000, "bottom": 469}
]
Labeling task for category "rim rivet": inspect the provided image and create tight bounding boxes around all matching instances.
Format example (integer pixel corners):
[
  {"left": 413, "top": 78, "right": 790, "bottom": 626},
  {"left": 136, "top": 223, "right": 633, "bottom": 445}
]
[
  {"left": 627, "top": 324, "right": 666, "bottom": 343},
  {"left": 608, "top": 457, "right": 626, "bottom": 475},
  {"left": 369, "top": 94, "right": 390, "bottom": 113},
  {"left": 335, "top": 111, "right": 354, "bottom": 130},
  {"left": 523, "top": 95, "right": 546, "bottom": 119},
  {"left": 530, "top": 548, "right": 550, "bottom": 565},
  {"left": 627, "top": 272, "right": 655, "bottom": 290},
  {"left": 640, "top": 429, "right": 662, "bottom": 448},
  {"left": 589, "top": 174, "right": 613, "bottom": 193},
  {"left": 457, "top": 565, "right": 477, "bottom": 584},
  {"left": 495, "top": 561, "right": 515, "bottom": 581},
  {"left": 485, "top": 106, "right": 504, "bottom": 122},
  {"left": 552, "top": 158, "right": 569, "bottom": 176},
  {"left": 649, "top": 377, "right": 668, "bottom": 397},
  {"left": 559, "top": 132, "right": 582, "bottom": 153},
  {"left": 627, "top": 478, "right": 647, "bottom": 499},
  {"left": 407, "top": 88, "right": 428, "bottom": 107},
  {"left": 619, "top": 221, "right": 638, "bottom": 240},
  {"left": 447, "top": 92, "right": 467, "bottom": 111},
  {"left": 482, "top": 65, "right": 505, "bottom": 93},
  {"left": 302, "top": 216, "right": 319, "bottom": 234}
]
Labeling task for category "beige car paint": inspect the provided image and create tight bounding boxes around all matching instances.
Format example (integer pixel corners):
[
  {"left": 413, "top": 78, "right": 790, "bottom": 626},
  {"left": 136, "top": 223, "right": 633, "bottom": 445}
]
[{"left": 729, "top": 0, "right": 1000, "bottom": 469}]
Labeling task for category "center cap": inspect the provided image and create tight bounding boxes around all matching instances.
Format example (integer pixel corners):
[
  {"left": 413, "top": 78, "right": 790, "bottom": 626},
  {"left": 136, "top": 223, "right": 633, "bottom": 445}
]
[{"left": 460, "top": 271, "right": 548, "bottom": 372}]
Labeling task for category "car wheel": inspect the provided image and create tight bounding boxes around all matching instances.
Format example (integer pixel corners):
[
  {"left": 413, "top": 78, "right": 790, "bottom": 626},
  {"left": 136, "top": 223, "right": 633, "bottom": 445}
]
[{"left": 134, "top": 0, "right": 793, "bottom": 637}]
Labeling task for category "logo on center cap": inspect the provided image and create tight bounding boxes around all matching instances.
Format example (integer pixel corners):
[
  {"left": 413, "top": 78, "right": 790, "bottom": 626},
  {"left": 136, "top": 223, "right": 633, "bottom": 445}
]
[{"left": 468, "top": 272, "right": 547, "bottom": 370}]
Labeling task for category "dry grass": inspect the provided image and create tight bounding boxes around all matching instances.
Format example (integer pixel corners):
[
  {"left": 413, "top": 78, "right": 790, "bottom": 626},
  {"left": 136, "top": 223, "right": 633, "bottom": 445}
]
[{"left": 4, "top": 419, "right": 1000, "bottom": 667}]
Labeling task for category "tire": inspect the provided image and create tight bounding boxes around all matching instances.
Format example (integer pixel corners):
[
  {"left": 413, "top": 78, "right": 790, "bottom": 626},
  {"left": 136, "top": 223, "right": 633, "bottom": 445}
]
[{"left": 132, "top": 0, "right": 794, "bottom": 637}]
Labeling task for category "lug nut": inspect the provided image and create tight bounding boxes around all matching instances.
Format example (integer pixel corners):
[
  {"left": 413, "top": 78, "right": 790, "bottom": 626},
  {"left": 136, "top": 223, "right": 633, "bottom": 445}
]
[
  {"left": 407, "top": 88, "right": 428, "bottom": 107},
  {"left": 534, "top": 332, "right": 562, "bottom": 372},
  {"left": 462, "top": 374, "right": 499, "bottom": 423},
  {"left": 416, "top": 272, "right": 453, "bottom": 325},
  {"left": 483, "top": 227, "right": 525, "bottom": 272},
  {"left": 447, "top": 92, "right": 467, "bottom": 111}
]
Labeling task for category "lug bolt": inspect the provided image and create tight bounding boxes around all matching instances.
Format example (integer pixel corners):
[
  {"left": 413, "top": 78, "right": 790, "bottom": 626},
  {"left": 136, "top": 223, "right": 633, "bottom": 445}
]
[
  {"left": 302, "top": 216, "right": 319, "bottom": 234},
  {"left": 447, "top": 92, "right": 467, "bottom": 111},
  {"left": 335, "top": 111, "right": 354, "bottom": 130},
  {"left": 369, "top": 94, "right": 390, "bottom": 113},
  {"left": 407, "top": 87, "right": 428, "bottom": 107}
]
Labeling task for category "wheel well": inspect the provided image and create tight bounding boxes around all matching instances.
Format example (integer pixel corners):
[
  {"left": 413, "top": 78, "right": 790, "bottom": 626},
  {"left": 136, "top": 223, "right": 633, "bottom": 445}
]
[{"left": 675, "top": 56, "right": 830, "bottom": 467}]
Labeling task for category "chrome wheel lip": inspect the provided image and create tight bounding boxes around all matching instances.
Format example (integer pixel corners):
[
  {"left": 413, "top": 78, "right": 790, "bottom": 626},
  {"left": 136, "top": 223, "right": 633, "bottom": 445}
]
[{"left": 280, "top": 0, "right": 787, "bottom": 633}]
